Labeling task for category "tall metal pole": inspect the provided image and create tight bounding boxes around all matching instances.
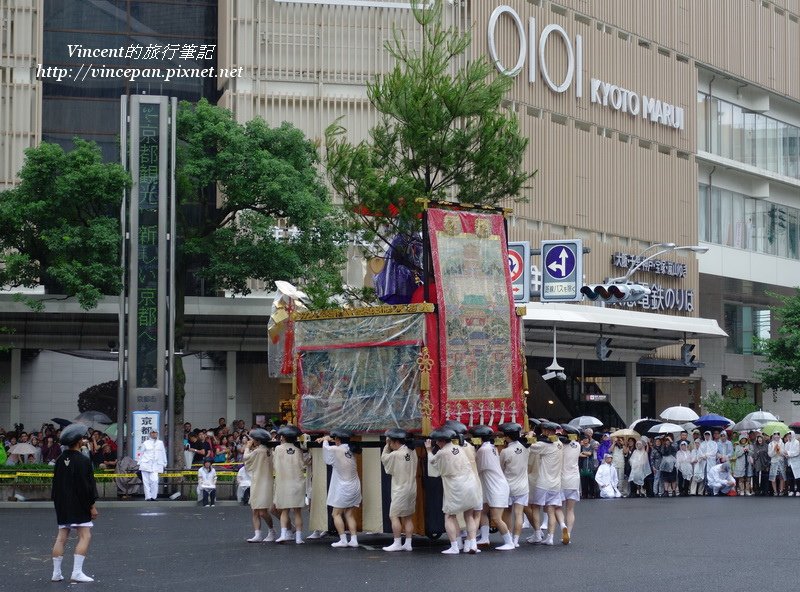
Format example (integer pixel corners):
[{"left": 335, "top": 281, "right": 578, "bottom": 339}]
[
  {"left": 167, "top": 97, "right": 177, "bottom": 468},
  {"left": 117, "top": 95, "right": 128, "bottom": 460}
]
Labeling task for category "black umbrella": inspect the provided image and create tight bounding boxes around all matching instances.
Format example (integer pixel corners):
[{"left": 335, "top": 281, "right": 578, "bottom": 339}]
[
  {"left": 51, "top": 418, "right": 72, "bottom": 428},
  {"left": 629, "top": 418, "right": 660, "bottom": 435}
]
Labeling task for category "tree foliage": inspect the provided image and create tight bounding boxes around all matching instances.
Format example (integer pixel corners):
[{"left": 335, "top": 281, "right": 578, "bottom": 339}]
[
  {"left": 0, "top": 140, "right": 130, "bottom": 310},
  {"left": 77, "top": 379, "right": 118, "bottom": 419},
  {"left": 757, "top": 288, "right": 800, "bottom": 395},
  {"left": 177, "top": 98, "right": 347, "bottom": 302},
  {"left": 700, "top": 389, "right": 759, "bottom": 423},
  {"left": 325, "top": 0, "right": 534, "bottom": 268}
]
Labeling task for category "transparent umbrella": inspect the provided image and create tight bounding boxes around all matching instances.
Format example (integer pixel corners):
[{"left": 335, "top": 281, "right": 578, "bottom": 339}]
[{"left": 659, "top": 405, "right": 699, "bottom": 423}]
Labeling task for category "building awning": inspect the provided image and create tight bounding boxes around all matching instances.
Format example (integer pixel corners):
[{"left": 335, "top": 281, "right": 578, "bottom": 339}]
[{"left": 521, "top": 301, "right": 727, "bottom": 363}]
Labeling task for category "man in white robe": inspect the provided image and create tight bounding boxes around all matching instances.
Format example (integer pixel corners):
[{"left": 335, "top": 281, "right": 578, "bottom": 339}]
[
  {"left": 595, "top": 454, "right": 622, "bottom": 498},
  {"left": 380, "top": 428, "right": 418, "bottom": 552},
  {"left": 425, "top": 428, "right": 482, "bottom": 555},
  {"left": 137, "top": 429, "right": 167, "bottom": 501}
]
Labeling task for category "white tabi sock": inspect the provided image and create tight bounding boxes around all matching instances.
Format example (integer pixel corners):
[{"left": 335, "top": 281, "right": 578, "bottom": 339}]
[
  {"left": 295, "top": 531, "right": 304, "bottom": 543},
  {"left": 52, "top": 556, "right": 63, "bottom": 577},
  {"left": 479, "top": 525, "right": 490, "bottom": 541},
  {"left": 512, "top": 534, "right": 520, "bottom": 545},
  {"left": 72, "top": 554, "right": 85, "bottom": 575}
]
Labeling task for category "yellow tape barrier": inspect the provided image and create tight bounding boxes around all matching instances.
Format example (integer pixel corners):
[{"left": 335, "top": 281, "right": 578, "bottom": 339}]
[{"left": 1, "top": 471, "right": 239, "bottom": 480}]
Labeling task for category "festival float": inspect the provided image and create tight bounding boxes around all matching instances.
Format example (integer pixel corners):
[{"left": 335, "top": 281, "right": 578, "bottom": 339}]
[{"left": 269, "top": 202, "right": 530, "bottom": 537}]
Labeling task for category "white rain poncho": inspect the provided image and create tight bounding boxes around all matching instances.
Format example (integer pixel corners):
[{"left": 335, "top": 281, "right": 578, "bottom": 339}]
[
  {"left": 628, "top": 441, "right": 651, "bottom": 486},
  {"left": 595, "top": 458, "right": 621, "bottom": 498},
  {"left": 381, "top": 444, "right": 418, "bottom": 517},
  {"left": 476, "top": 441, "right": 510, "bottom": 507},
  {"left": 273, "top": 443, "right": 309, "bottom": 510},
  {"left": 428, "top": 442, "right": 483, "bottom": 515},
  {"left": 323, "top": 441, "right": 362, "bottom": 508}
]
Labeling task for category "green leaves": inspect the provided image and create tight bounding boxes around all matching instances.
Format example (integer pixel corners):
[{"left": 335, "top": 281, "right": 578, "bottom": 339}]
[
  {"left": 326, "top": 0, "right": 534, "bottom": 266},
  {"left": 757, "top": 289, "right": 800, "bottom": 395},
  {"left": 177, "top": 99, "right": 347, "bottom": 304},
  {"left": 0, "top": 139, "right": 129, "bottom": 310}
]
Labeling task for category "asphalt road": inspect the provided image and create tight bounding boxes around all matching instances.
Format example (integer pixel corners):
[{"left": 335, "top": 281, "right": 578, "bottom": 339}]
[{"left": 0, "top": 497, "right": 791, "bottom": 591}]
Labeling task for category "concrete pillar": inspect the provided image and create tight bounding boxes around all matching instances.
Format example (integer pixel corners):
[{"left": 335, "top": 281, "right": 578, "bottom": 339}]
[
  {"left": 10, "top": 348, "right": 21, "bottom": 425},
  {"left": 625, "top": 361, "right": 641, "bottom": 424},
  {"left": 226, "top": 351, "right": 237, "bottom": 423}
]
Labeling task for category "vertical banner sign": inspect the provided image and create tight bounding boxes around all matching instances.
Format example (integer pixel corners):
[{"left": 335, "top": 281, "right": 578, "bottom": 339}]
[
  {"left": 132, "top": 410, "right": 161, "bottom": 462},
  {"left": 508, "top": 241, "right": 530, "bottom": 303},
  {"left": 126, "top": 96, "right": 173, "bottom": 453}
]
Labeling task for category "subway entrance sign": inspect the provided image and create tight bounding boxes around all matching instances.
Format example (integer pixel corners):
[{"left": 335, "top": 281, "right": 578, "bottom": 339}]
[{"left": 541, "top": 239, "right": 583, "bottom": 302}]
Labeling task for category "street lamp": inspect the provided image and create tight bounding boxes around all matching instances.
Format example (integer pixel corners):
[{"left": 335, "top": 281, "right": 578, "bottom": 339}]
[{"left": 607, "top": 243, "right": 709, "bottom": 284}]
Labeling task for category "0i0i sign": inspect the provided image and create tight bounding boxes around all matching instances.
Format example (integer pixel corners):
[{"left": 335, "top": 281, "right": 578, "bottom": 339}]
[{"left": 487, "top": 5, "right": 583, "bottom": 98}]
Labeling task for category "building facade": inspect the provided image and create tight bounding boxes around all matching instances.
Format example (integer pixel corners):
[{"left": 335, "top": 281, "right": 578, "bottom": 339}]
[{"left": 1, "top": 0, "right": 799, "bottom": 431}]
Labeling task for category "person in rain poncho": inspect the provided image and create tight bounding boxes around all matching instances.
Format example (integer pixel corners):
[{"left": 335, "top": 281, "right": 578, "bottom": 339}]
[
  {"left": 425, "top": 428, "right": 482, "bottom": 555},
  {"left": 659, "top": 437, "right": 678, "bottom": 497},
  {"left": 137, "top": 429, "right": 167, "bottom": 501},
  {"left": 595, "top": 453, "right": 622, "bottom": 498},
  {"left": 559, "top": 426, "right": 581, "bottom": 543},
  {"left": 319, "top": 429, "right": 362, "bottom": 548},
  {"left": 768, "top": 431, "right": 787, "bottom": 496},
  {"left": 380, "top": 428, "right": 418, "bottom": 552},
  {"left": 676, "top": 441, "right": 694, "bottom": 496},
  {"left": 244, "top": 429, "right": 277, "bottom": 542},
  {"left": 471, "top": 425, "right": 514, "bottom": 551},
  {"left": 698, "top": 431, "right": 718, "bottom": 494},
  {"left": 751, "top": 434, "right": 770, "bottom": 496},
  {"left": 627, "top": 440, "right": 651, "bottom": 497},
  {"left": 499, "top": 422, "right": 529, "bottom": 548},
  {"left": 442, "top": 419, "right": 482, "bottom": 550},
  {"left": 273, "top": 425, "right": 310, "bottom": 544},
  {"left": 716, "top": 431, "right": 733, "bottom": 464},
  {"left": 528, "top": 422, "right": 569, "bottom": 546},
  {"left": 707, "top": 459, "right": 735, "bottom": 495},
  {"left": 732, "top": 435, "right": 753, "bottom": 496},
  {"left": 784, "top": 431, "right": 800, "bottom": 496}
]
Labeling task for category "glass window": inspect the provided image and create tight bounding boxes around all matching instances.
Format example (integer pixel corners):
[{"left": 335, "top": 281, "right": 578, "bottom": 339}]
[
  {"left": 786, "top": 124, "right": 799, "bottom": 179},
  {"left": 767, "top": 118, "right": 778, "bottom": 173},
  {"left": 709, "top": 97, "right": 720, "bottom": 155},
  {"left": 744, "top": 111, "right": 757, "bottom": 166},
  {"left": 756, "top": 114, "right": 768, "bottom": 170},
  {"left": 725, "top": 303, "right": 771, "bottom": 355},
  {"left": 718, "top": 100, "right": 733, "bottom": 159},
  {"left": 731, "top": 104, "right": 744, "bottom": 162},
  {"left": 744, "top": 198, "right": 757, "bottom": 251},
  {"left": 720, "top": 189, "right": 733, "bottom": 246},
  {"left": 697, "top": 92, "right": 707, "bottom": 152},
  {"left": 698, "top": 185, "right": 709, "bottom": 242},
  {"left": 710, "top": 187, "right": 721, "bottom": 244},
  {"left": 731, "top": 192, "right": 746, "bottom": 249}
]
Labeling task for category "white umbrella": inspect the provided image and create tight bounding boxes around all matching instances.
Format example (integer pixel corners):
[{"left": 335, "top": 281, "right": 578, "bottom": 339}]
[
  {"left": 659, "top": 405, "right": 699, "bottom": 423},
  {"left": 74, "top": 410, "right": 113, "bottom": 424},
  {"left": 648, "top": 422, "right": 684, "bottom": 434},
  {"left": 568, "top": 416, "right": 603, "bottom": 429},
  {"left": 682, "top": 422, "right": 698, "bottom": 432},
  {"left": 744, "top": 410, "right": 778, "bottom": 423},
  {"left": 8, "top": 443, "right": 39, "bottom": 455}
]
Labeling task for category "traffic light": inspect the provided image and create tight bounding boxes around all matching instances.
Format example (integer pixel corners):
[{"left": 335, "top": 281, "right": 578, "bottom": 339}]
[
  {"left": 580, "top": 283, "right": 651, "bottom": 303},
  {"left": 596, "top": 337, "right": 612, "bottom": 361},
  {"left": 681, "top": 343, "right": 696, "bottom": 366}
]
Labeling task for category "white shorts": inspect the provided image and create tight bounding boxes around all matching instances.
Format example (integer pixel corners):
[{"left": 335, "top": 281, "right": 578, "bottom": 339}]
[
  {"left": 508, "top": 493, "right": 528, "bottom": 506},
  {"left": 531, "top": 487, "right": 562, "bottom": 507},
  {"left": 58, "top": 522, "right": 93, "bottom": 529},
  {"left": 561, "top": 489, "right": 580, "bottom": 502}
]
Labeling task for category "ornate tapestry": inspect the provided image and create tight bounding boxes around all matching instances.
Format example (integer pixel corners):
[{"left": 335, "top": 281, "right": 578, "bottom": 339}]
[
  {"left": 295, "top": 312, "right": 425, "bottom": 432},
  {"left": 427, "top": 208, "right": 522, "bottom": 426}
]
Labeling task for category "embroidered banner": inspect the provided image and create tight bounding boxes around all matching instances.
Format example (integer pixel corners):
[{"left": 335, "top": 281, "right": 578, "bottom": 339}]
[{"left": 427, "top": 208, "right": 522, "bottom": 426}]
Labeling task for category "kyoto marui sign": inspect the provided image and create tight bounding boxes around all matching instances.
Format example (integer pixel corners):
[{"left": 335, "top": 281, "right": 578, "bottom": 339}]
[{"left": 487, "top": 5, "right": 685, "bottom": 130}]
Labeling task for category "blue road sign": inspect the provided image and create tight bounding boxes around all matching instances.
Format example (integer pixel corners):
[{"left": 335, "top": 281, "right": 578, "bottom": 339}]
[
  {"left": 544, "top": 245, "right": 576, "bottom": 279},
  {"left": 541, "top": 239, "right": 583, "bottom": 302}
]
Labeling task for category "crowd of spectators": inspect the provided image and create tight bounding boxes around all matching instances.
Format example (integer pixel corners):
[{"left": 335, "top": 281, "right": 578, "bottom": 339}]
[
  {"left": 1, "top": 416, "right": 279, "bottom": 469},
  {"left": 578, "top": 427, "right": 800, "bottom": 498}
]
